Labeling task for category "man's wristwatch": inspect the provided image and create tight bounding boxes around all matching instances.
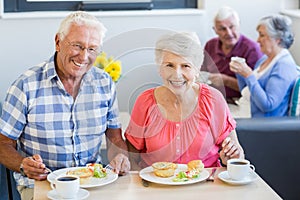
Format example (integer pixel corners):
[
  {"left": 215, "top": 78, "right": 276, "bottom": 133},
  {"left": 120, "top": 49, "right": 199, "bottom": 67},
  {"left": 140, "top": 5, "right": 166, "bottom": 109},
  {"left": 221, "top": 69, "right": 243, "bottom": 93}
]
[{"left": 19, "top": 163, "right": 27, "bottom": 177}]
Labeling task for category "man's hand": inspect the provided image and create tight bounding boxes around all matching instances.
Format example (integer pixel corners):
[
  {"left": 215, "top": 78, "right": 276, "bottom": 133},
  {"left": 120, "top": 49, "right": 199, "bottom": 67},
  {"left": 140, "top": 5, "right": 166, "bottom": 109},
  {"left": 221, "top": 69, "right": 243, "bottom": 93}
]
[
  {"left": 20, "top": 154, "right": 49, "bottom": 180},
  {"left": 105, "top": 128, "right": 130, "bottom": 175},
  {"left": 209, "top": 73, "right": 224, "bottom": 87},
  {"left": 209, "top": 73, "right": 240, "bottom": 92},
  {"left": 109, "top": 153, "right": 130, "bottom": 176}
]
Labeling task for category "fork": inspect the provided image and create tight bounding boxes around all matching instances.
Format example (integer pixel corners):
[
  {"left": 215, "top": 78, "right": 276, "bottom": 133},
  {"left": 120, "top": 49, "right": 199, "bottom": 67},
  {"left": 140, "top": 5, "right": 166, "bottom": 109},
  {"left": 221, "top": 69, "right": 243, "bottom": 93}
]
[
  {"left": 104, "top": 164, "right": 116, "bottom": 172},
  {"left": 44, "top": 167, "right": 52, "bottom": 174},
  {"left": 206, "top": 168, "right": 217, "bottom": 182}
]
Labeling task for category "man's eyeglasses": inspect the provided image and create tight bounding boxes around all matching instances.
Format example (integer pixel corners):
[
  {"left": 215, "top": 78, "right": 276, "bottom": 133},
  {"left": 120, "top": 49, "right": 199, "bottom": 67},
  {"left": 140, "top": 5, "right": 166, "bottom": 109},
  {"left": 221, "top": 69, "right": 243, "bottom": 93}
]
[{"left": 64, "top": 37, "right": 101, "bottom": 56}]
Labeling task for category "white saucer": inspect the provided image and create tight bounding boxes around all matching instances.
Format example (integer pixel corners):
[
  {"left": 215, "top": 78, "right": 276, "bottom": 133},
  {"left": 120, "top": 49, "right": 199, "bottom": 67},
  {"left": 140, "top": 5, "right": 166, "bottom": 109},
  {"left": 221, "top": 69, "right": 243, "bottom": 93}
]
[
  {"left": 47, "top": 188, "right": 89, "bottom": 200},
  {"left": 218, "top": 170, "right": 258, "bottom": 185}
]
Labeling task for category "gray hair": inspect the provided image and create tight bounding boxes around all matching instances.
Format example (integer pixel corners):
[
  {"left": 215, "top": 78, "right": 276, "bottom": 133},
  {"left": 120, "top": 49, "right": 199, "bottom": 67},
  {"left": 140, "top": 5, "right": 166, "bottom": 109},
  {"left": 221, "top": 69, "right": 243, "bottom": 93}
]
[
  {"left": 214, "top": 6, "right": 240, "bottom": 25},
  {"left": 155, "top": 32, "right": 203, "bottom": 69},
  {"left": 57, "top": 11, "right": 107, "bottom": 44},
  {"left": 257, "top": 14, "right": 294, "bottom": 49}
]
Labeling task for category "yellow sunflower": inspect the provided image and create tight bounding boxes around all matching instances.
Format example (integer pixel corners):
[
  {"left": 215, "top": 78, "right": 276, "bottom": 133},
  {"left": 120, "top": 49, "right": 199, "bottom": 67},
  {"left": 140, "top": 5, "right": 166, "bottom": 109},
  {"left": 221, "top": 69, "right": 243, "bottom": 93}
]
[{"left": 94, "top": 52, "right": 122, "bottom": 82}]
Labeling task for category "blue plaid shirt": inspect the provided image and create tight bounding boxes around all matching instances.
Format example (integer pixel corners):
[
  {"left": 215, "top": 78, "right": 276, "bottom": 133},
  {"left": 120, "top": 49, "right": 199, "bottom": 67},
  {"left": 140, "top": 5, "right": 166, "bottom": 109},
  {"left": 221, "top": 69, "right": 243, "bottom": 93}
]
[{"left": 0, "top": 54, "right": 121, "bottom": 187}]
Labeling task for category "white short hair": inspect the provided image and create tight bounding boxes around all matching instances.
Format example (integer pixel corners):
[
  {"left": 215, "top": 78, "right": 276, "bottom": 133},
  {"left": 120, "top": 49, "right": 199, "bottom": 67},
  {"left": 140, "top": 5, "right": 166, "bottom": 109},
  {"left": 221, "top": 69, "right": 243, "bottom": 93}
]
[
  {"left": 214, "top": 6, "right": 240, "bottom": 25},
  {"left": 155, "top": 32, "right": 203, "bottom": 70},
  {"left": 257, "top": 14, "right": 294, "bottom": 49},
  {"left": 57, "top": 11, "right": 107, "bottom": 45}
]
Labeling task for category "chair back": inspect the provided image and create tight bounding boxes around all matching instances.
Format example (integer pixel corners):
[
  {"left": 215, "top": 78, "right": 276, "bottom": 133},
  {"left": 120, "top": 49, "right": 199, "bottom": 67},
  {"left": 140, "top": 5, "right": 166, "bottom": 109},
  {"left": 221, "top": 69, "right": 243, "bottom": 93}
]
[{"left": 289, "top": 75, "right": 300, "bottom": 116}]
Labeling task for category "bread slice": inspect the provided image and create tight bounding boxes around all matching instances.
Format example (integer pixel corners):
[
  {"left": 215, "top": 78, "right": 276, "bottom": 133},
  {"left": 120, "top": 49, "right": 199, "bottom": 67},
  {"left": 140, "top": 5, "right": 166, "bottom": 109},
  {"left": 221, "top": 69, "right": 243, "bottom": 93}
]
[
  {"left": 152, "top": 162, "right": 178, "bottom": 178},
  {"left": 66, "top": 168, "right": 93, "bottom": 184},
  {"left": 187, "top": 160, "right": 204, "bottom": 172}
]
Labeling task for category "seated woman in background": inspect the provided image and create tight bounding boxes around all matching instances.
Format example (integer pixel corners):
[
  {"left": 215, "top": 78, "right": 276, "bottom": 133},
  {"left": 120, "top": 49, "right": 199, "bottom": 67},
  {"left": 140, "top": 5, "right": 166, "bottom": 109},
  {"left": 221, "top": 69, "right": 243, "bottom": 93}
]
[
  {"left": 125, "top": 32, "right": 244, "bottom": 170},
  {"left": 230, "top": 14, "right": 299, "bottom": 117}
]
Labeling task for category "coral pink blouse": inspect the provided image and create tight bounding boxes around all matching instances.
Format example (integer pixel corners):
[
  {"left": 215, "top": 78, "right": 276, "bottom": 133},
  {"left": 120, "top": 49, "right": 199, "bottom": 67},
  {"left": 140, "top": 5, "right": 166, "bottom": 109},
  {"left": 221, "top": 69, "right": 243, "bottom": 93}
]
[{"left": 125, "top": 84, "right": 236, "bottom": 168}]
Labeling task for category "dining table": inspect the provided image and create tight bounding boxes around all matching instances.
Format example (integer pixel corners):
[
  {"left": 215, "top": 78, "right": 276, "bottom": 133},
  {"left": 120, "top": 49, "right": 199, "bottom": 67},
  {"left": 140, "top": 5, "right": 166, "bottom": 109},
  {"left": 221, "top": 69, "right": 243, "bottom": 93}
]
[{"left": 34, "top": 167, "right": 282, "bottom": 200}]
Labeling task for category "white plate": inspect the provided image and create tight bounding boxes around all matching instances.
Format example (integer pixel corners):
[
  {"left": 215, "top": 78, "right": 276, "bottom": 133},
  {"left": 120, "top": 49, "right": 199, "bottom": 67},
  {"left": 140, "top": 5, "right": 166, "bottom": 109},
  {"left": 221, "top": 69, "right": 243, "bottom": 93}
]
[
  {"left": 47, "top": 188, "right": 89, "bottom": 200},
  {"left": 139, "top": 164, "right": 210, "bottom": 185},
  {"left": 47, "top": 167, "right": 118, "bottom": 188},
  {"left": 218, "top": 170, "right": 258, "bottom": 185}
]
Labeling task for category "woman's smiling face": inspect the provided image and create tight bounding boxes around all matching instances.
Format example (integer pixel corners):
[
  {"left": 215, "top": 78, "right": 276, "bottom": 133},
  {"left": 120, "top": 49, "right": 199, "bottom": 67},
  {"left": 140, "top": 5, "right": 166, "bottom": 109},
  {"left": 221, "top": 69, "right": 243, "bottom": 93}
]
[{"left": 159, "top": 51, "right": 198, "bottom": 95}]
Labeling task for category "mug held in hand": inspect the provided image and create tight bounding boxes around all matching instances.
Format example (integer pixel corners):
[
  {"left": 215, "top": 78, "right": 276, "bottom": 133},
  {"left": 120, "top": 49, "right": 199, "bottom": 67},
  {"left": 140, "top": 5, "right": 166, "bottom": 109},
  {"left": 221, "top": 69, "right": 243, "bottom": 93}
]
[
  {"left": 230, "top": 56, "right": 246, "bottom": 63},
  {"left": 227, "top": 158, "right": 255, "bottom": 181},
  {"left": 51, "top": 175, "right": 80, "bottom": 199}
]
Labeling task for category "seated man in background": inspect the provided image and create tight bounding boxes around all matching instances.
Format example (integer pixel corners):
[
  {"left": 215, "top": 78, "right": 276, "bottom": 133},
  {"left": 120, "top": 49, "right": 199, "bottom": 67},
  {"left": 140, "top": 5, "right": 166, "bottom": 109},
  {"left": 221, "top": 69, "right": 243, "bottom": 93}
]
[
  {"left": 0, "top": 11, "right": 130, "bottom": 199},
  {"left": 201, "top": 6, "right": 263, "bottom": 104}
]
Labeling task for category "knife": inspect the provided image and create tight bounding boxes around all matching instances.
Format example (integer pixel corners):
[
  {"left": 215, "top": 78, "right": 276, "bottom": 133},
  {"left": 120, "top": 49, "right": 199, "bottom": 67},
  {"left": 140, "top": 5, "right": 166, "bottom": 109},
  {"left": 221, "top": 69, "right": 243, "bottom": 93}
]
[{"left": 206, "top": 168, "right": 217, "bottom": 182}]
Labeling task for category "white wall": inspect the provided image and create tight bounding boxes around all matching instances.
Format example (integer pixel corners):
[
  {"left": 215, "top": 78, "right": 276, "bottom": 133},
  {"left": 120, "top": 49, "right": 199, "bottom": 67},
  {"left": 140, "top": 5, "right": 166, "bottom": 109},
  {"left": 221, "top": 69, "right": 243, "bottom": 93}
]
[
  {"left": 0, "top": 0, "right": 298, "bottom": 113},
  {"left": 204, "top": 0, "right": 284, "bottom": 42},
  {"left": 282, "top": 9, "right": 300, "bottom": 65},
  {"left": 0, "top": 10, "right": 206, "bottom": 112}
]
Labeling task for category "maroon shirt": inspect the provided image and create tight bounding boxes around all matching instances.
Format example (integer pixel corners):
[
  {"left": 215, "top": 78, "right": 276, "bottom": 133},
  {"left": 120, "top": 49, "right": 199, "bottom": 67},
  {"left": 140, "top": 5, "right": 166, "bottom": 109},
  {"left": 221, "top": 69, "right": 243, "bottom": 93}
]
[{"left": 202, "top": 34, "right": 263, "bottom": 99}]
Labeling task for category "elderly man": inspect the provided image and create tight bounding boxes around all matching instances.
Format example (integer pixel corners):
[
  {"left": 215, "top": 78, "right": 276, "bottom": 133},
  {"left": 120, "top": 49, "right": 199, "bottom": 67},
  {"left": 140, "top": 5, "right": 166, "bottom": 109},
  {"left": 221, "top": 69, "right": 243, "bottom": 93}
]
[
  {"left": 201, "top": 6, "right": 262, "bottom": 104},
  {"left": 0, "top": 11, "right": 130, "bottom": 199}
]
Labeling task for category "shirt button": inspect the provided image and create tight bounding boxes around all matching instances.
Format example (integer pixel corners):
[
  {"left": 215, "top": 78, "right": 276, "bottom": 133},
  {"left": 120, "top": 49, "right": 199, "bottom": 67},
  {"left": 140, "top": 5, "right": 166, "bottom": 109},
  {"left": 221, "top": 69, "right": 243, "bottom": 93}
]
[
  {"left": 177, "top": 136, "right": 180, "bottom": 140},
  {"left": 176, "top": 124, "right": 180, "bottom": 127},
  {"left": 176, "top": 149, "right": 180, "bottom": 153}
]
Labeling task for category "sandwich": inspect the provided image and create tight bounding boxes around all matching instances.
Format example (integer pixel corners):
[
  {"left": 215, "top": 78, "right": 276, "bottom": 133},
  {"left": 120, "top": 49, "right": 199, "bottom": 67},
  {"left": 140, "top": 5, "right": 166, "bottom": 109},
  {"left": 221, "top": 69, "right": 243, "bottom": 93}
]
[
  {"left": 66, "top": 167, "right": 93, "bottom": 184},
  {"left": 187, "top": 160, "right": 204, "bottom": 173},
  {"left": 152, "top": 162, "right": 178, "bottom": 178},
  {"left": 66, "top": 163, "right": 107, "bottom": 184}
]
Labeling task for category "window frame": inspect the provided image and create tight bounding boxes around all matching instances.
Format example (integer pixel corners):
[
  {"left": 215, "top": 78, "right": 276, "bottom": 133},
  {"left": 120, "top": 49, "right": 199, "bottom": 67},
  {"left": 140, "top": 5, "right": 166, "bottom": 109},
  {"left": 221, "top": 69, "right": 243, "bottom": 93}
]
[{"left": 4, "top": 0, "right": 197, "bottom": 13}]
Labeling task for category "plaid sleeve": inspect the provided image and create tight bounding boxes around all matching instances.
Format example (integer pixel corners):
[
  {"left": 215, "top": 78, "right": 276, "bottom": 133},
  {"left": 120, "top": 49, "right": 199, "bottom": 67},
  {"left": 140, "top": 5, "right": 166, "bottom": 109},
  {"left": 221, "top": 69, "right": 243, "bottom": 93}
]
[{"left": 0, "top": 78, "right": 28, "bottom": 140}]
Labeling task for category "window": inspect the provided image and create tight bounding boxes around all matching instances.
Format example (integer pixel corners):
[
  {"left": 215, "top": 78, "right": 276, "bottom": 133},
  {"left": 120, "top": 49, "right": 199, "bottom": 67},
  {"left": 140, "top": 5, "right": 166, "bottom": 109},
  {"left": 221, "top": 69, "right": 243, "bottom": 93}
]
[{"left": 4, "top": 0, "right": 197, "bottom": 12}]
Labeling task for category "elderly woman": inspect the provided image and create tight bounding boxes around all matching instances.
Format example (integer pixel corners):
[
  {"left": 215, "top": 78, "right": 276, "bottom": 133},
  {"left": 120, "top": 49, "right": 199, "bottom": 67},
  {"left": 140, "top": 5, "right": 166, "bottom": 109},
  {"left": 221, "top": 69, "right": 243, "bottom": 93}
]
[
  {"left": 125, "top": 32, "right": 244, "bottom": 170},
  {"left": 230, "top": 14, "right": 299, "bottom": 117}
]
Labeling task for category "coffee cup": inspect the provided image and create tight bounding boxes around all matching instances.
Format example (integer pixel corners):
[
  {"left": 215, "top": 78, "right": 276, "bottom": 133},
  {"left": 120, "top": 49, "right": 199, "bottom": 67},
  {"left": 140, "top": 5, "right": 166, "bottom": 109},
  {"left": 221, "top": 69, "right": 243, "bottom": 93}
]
[
  {"left": 50, "top": 175, "right": 80, "bottom": 199},
  {"left": 230, "top": 56, "right": 246, "bottom": 64},
  {"left": 227, "top": 158, "right": 255, "bottom": 181}
]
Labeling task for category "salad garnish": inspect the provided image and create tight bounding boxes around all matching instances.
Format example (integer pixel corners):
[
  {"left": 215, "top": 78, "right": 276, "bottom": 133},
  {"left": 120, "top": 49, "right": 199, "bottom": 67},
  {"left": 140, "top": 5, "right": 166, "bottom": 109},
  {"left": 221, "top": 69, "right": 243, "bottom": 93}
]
[
  {"left": 172, "top": 169, "right": 201, "bottom": 182},
  {"left": 87, "top": 163, "right": 107, "bottom": 178}
]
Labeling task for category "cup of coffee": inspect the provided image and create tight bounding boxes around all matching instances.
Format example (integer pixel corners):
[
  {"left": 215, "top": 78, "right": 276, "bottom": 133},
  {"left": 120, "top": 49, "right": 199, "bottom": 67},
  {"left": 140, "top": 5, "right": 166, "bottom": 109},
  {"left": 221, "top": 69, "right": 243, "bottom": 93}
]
[
  {"left": 227, "top": 158, "right": 255, "bottom": 181},
  {"left": 51, "top": 175, "right": 80, "bottom": 199}
]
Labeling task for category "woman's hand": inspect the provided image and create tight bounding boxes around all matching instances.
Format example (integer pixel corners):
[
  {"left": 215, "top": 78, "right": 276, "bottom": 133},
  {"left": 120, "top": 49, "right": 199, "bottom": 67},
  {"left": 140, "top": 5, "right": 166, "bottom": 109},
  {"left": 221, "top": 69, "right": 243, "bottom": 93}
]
[
  {"left": 229, "top": 60, "right": 253, "bottom": 78},
  {"left": 219, "top": 137, "right": 243, "bottom": 166}
]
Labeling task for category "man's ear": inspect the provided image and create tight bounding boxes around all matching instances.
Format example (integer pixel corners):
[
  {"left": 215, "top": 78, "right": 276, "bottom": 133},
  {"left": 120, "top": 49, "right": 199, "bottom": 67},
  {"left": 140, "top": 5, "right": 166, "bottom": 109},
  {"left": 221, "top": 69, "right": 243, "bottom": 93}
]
[
  {"left": 212, "top": 26, "right": 217, "bottom": 34},
  {"left": 55, "top": 34, "right": 61, "bottom": 52}
]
